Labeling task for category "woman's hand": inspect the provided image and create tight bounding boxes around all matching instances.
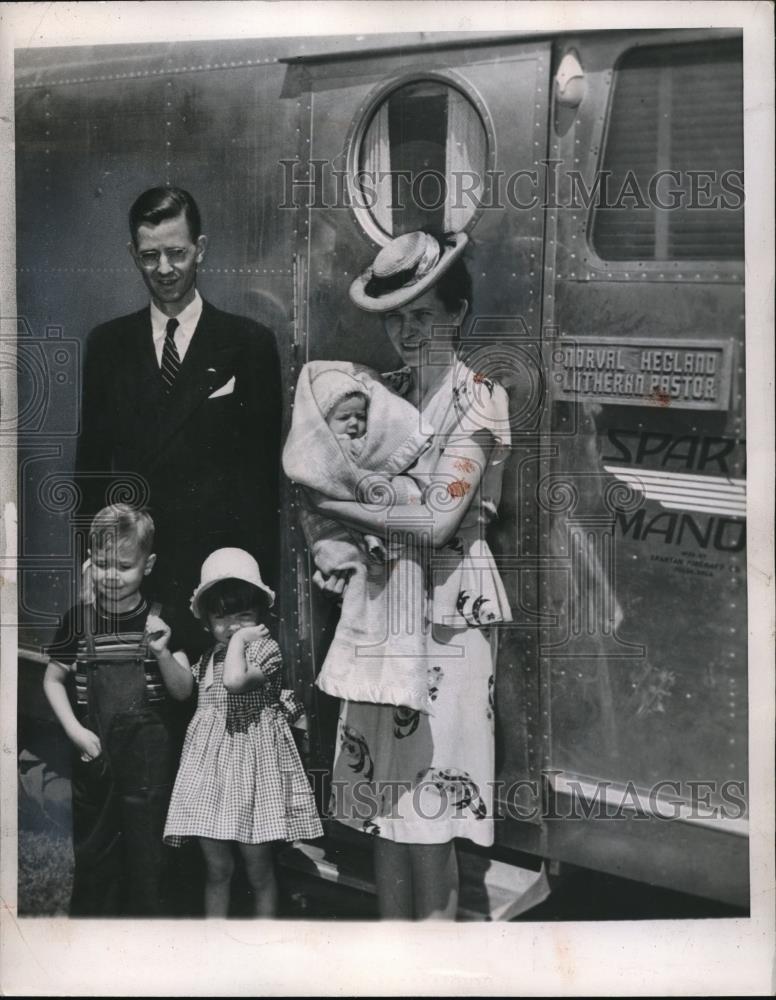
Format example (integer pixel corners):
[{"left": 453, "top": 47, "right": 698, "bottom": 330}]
[
  {"left": 312, "top": 568, "right": 351, "bottom": 596},
  {"left": 72, "top": 725, "right": 102, "bottom": 762},
  {"left": 145, "top": 614, "right": 171, "bottom": 657},
  {"left": 300, "top": 487, "right": 330, "bottom": 512}
]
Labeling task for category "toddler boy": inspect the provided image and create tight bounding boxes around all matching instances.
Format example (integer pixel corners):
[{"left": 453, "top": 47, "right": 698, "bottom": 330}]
[{"left": 44, "top": 504, "right": 189, "bottom": 916}]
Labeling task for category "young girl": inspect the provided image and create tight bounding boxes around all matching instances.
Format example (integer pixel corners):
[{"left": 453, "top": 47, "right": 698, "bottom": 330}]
[{"left": 157, "top": 547, "right": 322, "bottom": 917}]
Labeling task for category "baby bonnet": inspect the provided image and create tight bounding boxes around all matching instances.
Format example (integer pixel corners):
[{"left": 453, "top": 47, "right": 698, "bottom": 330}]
[{"left": 310, "top": 367, "right": 369, "bottom": 418}]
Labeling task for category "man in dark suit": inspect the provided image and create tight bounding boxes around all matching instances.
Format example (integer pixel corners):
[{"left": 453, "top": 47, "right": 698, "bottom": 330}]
[{"left": 76, "top": 187, "right": 281, "bottom": 653}]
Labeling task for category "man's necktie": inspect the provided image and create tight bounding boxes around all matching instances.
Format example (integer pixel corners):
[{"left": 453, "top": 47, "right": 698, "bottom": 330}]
[{"left": 160, "top": 317, "right": 180, "bottom": 390}]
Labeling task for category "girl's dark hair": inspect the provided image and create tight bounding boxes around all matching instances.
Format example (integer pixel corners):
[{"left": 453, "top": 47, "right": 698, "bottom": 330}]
[
  {"left": 129, "top": 186, "right": 202, "bottom": 244},
  {"left": 200, "top": 578, "right": 269, "bottom": 620},
  {"left": 364, "top": 230, "right": 473, "bottom": 315}
]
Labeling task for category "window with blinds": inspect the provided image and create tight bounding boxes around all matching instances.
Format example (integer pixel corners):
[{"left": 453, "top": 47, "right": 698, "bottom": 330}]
[{"left": 591, "top": 38, "right": 744, "bottom": 261}]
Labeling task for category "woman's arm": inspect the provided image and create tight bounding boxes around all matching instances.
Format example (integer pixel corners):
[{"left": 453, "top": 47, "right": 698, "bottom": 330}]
[
  {"left": 309, "top": 430, "right": 493, "bottom": 549},
  {"left": 222, "top": 625, "right": 272, "bottom": 694}
]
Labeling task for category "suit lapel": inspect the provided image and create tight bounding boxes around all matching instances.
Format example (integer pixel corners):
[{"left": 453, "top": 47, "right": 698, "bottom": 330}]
[
  {"left": 128, "top": 307, "right": 166, "bottom": 393},
  {"left": 143, "top": 301, "right": 239, "bottom": 468}
]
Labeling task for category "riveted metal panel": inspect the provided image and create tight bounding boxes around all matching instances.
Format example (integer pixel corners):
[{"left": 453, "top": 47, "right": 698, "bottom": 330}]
[
  {"left": 14, "top": 46, "right": 298, "bottom": 648},
  {"left": 541, "top": 29, "right": 747, "bottom": 907},
  {"left": 15, "top": 29, "right": 750, "bottom": 907}
]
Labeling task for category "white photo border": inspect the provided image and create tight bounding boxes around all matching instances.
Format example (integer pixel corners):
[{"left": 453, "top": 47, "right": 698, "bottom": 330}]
[{"left": 1, "top": 2, "right": 773, "bottom": 996}]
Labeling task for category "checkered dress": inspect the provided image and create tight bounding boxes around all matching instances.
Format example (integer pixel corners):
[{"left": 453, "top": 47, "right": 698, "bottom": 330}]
[{"left": 163, "top": 638, "right": 322, "bottom": 846}]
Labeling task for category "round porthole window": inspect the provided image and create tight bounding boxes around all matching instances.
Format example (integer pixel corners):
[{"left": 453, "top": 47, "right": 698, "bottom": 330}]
[{"left": 353, "top": 78, "right": 488, "bottom": 241}]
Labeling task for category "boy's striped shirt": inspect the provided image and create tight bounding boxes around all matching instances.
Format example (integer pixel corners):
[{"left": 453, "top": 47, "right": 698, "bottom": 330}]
[{"left": 48, "top": 599, "right": 177, "bottom": 705}]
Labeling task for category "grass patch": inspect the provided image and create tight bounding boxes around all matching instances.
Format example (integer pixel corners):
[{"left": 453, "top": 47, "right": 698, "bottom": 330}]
[{"left": 18, "top": 827, "right": 73, "bottom": 917}]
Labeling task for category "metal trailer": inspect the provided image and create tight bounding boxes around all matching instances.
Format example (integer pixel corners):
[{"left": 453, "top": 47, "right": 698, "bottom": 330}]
[{"left": 14, "top": 27, "right": 747, "bottom": 914}]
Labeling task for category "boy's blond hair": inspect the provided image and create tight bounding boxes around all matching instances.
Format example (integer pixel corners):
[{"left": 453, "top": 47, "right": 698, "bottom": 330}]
[{"left": 89, "top": 504, "right": 155, "bottom": 557}]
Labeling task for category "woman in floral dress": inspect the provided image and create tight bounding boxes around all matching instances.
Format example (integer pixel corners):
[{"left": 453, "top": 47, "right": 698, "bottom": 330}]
[{"left": 306, "top": 230, "right": 512, "bottom": 919}]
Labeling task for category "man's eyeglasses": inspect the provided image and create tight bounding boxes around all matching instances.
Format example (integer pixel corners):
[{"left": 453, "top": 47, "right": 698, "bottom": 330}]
[{"left": 137, "top": 247, "right": 190, "bottom": 269}]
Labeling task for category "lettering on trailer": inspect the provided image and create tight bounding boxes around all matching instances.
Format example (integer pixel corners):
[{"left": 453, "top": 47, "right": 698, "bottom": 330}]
[
  {"left": 614, "top": 506, "right": 746, "bottom": 554},
  {"left": 602, "top": 430, "right": 745, "bottom": 477},
  {"left": 551, "top": 337, "right": 734, "bottom": 410},
  {"left": 602, "top": 430, "right": 746, "bottom": 557}
]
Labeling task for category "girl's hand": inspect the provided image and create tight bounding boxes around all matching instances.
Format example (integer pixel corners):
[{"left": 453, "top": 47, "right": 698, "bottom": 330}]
[
  {"left": 312, "top": 568, "right": 350, "bottom": 596},
  {"left": 228, "top": 624, "right": 270, "bottom": 645},
  {"left": 222, "top": 625, "right": 270, "bottom": 693},
  {"left": 145, "top": 614, "right": 171, "bottom": 656},
  {"left": 72, "top": 725, "right": 102, "bottom": 762}
]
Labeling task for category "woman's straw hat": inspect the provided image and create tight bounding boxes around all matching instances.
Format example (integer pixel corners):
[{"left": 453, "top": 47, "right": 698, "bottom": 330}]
[
  {"left": 190, "top": 547, "right": 275, "bottom": 618},
  {"left": 349, "top": 231, "right": 468, "bottom": 313}
]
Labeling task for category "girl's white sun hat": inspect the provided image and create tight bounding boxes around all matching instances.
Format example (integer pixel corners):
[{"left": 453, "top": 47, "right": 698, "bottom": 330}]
[
  {"left": 190, "top": 547, "right": 275, "bottom": 618},
  {"left": 349, "top": 230, "right": 468, "bottom": 313}
]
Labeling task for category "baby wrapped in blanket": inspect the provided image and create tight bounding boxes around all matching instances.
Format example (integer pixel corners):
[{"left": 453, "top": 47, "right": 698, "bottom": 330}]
[{"left": 282, "top": 361, "right": 434, "bottom": 713}]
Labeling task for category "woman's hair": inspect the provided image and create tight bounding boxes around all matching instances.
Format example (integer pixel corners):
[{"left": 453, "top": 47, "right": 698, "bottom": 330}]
[
  {"left": 363, "top": 230, "right": 473, "bottom": 315},
  {"left": 199, "top": 578, "right": 270, "bottom": 620},
  {"left": 129, "top": 186, "right": 202, "bottom": 244},
  {"left": 431, "top": 233, "right": 473, "bottom": 314}
]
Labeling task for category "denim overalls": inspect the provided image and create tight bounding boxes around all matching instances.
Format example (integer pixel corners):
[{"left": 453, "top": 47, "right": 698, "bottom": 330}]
[{"left": 70, "top": 601, "right": 179, "bottom": 916}]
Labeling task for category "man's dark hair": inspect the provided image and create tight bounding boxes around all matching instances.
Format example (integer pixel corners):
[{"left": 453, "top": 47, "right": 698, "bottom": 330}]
[{"left": 129, "top": 186, "right": 202, "bottom": 244}]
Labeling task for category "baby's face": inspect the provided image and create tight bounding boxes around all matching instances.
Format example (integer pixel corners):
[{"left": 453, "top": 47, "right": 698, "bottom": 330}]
[{"left": 327, "top": 394, "right": 367, "bottom": 439}]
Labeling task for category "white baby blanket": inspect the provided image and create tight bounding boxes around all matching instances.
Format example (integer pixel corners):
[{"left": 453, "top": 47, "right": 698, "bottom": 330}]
[{"left": 282, "top": 361, "right": 435, "bottom": 713}]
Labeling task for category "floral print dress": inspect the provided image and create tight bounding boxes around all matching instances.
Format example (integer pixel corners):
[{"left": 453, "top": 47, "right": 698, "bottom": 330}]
[{"left": 329, "top": 360, "right": 512, "bottom": 846}]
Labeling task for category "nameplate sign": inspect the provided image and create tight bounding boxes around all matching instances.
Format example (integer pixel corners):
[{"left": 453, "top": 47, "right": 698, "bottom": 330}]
[{"left": 550, "top": 337, "right": 734, "bottom": 410}]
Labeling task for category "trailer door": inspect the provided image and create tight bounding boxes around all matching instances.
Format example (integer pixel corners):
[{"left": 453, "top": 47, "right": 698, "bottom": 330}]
[
  {"left": 285, "top": 36, "right": 553, "bottom": 846},
  {"left": 540, "top": 30, "right": 747, "bottom": 907}
]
